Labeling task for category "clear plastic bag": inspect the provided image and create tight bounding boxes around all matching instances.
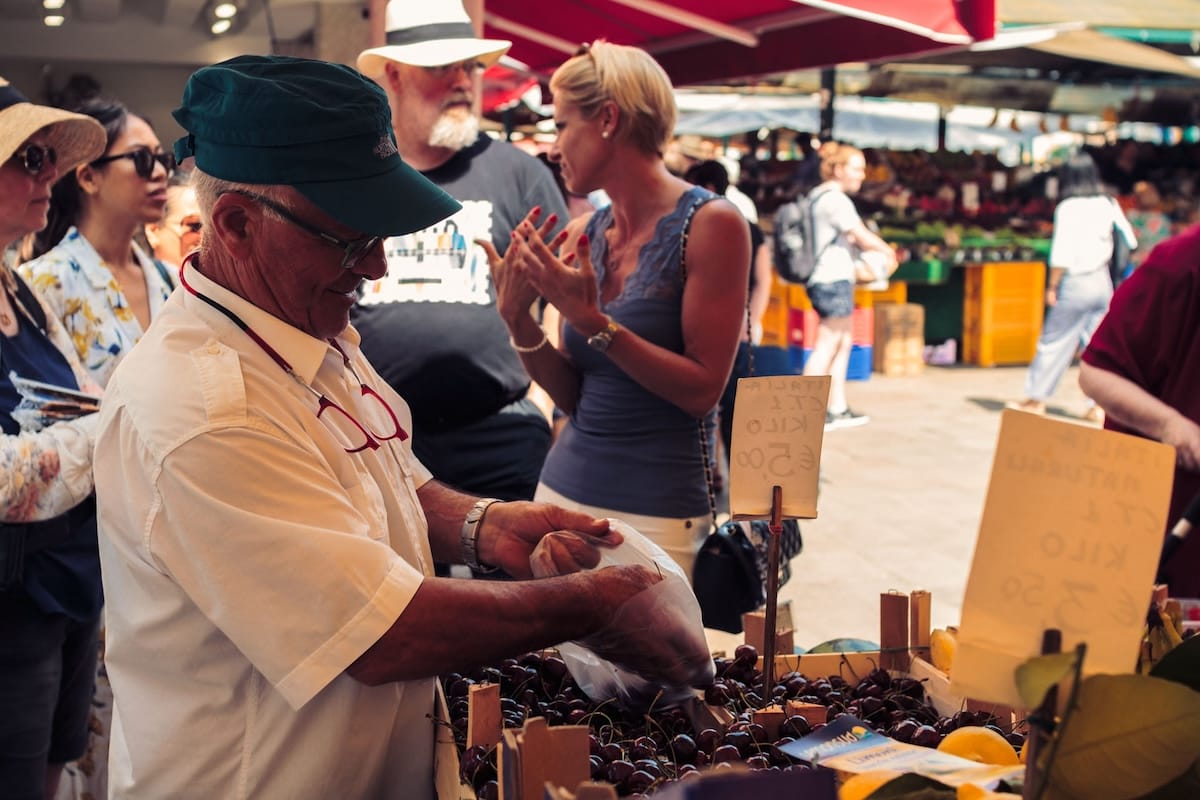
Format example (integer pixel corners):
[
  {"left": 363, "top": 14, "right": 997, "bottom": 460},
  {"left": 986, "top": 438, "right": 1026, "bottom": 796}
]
[{"left": 530, "top": 519, "right": 715, "bottom": 709}]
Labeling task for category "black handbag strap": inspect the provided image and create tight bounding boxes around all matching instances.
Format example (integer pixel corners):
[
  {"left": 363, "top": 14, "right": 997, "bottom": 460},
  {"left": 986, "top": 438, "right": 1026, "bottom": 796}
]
[{"left": 679, "top": 191, "right": 755, "bottom": 529}]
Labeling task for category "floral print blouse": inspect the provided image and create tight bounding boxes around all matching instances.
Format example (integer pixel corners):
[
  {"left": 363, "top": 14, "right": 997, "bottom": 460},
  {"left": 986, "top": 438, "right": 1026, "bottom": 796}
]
[
  {"left": 19, "top": 227, "right": 173, "bottom": 388},
  {"left": 0, "top": 267, "right": 102, "bottom": 522}
]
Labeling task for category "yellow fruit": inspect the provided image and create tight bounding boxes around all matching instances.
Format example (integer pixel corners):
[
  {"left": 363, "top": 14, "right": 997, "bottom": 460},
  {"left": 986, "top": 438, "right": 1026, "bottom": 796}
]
[
  {"left": 957, "top": 786, "right": 1023, "bottom": 800},
  {"left": 937, "top": 726, "right": 1020, "bottom": 766},
  {"left": 839, "top": 770, "right": 902, "bottom": 800},
  {"left": 930, "top": 627, "right": 958, "bottom": 673}
]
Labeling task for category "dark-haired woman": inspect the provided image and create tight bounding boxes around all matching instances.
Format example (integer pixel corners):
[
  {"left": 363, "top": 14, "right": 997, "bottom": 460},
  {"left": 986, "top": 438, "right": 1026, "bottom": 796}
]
[
  {"left": 20, "top": 98, "right": 174, "bottom": 387},
  {"left": 1010, "top": 152, "right": 1136, "bottom": 420}
]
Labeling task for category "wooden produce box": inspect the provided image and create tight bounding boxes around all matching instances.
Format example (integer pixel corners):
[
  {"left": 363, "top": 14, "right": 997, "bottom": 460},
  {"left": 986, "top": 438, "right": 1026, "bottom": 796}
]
[{"left": 873, "top": 303, "right": 925, "bottom": 376}]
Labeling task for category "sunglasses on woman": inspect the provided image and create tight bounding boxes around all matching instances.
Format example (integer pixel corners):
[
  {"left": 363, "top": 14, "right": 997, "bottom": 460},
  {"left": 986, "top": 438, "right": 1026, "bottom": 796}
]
[
  {"left": 91, "top": 146, "right": 177, "bottom": 180},
  {"left": 10, "top": 143, "right": 57, "bottom": 176}
]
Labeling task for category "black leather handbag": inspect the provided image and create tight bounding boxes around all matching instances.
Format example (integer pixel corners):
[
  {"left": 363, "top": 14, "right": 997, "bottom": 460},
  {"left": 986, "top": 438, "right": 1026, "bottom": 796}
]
[{"left": 693, "top": 519, "right": 802, "bottom": 633}]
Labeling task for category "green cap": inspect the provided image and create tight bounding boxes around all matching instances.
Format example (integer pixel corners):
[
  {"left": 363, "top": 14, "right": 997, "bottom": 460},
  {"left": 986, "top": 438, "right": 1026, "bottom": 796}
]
[{"left": 173, "top": 55, "right": 460, "bottom": 237}]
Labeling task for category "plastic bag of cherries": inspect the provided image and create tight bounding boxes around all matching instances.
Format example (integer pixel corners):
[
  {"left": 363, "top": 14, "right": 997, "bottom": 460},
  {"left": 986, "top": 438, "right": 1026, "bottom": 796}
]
[{"left": 530, "top": 519, "right": 715, "bottom": 710}]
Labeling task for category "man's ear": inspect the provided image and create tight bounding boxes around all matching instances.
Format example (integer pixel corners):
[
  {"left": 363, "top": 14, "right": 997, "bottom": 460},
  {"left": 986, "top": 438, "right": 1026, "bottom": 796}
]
[
  {"left": 207, "top": 194, "right": 256, "bottom": 261},
  {"left": 382, "top": 61, "right": 405, "bottom": 93}
]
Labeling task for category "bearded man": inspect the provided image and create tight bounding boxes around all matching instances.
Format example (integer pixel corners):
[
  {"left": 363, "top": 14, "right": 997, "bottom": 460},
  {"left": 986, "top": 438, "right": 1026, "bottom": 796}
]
[{"left": 353, "top": 1, "right": 568, "bottom": 508}]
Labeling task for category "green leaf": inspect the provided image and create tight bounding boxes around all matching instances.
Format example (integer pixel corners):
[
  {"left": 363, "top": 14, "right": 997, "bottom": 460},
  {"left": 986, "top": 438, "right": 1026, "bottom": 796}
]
[
  {"left": 1043, "top": 675, "right": 1200, "bottom": 800},
  {"left": 1150, "top": 635, "right": 1200, "bottom": 694},
  {"left": 1016, "top": 651, "right": 1080, "bottom": 709},
  {"left": 866, "top": 773, "right": 954, "bottom": 799}
]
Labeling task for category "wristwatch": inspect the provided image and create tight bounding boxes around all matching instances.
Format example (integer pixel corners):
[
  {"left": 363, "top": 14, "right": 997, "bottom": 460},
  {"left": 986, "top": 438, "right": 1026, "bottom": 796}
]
[
  {"left": 461, "top": 498, "right": 502, "bottom": 573},
  {"left": 586, "top": 316, "right": 620, "bottom": 352}
]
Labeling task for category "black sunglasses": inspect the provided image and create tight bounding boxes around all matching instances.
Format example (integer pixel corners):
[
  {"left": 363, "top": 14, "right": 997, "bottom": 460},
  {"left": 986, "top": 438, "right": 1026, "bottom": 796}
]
[
  {"left": 11, "top": 143, "right": 57, "bottom": 177},
  {"left": 91, "top": 146, "right": 176, "bottom": 180}
]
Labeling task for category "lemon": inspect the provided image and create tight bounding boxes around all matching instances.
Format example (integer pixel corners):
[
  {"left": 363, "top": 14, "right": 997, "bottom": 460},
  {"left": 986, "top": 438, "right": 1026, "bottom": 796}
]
[
  {"left": 957, "top": 785, "right": 1023, "bottom": 800},
  {"left": 839, "top": 769, "right": 902, "bottom": 800},
  {"left": 937, "top": 725, "right": 1020, "bottom": 766},
  {"left": 930, "top": 627, "right": 957, "bottom": 673}
]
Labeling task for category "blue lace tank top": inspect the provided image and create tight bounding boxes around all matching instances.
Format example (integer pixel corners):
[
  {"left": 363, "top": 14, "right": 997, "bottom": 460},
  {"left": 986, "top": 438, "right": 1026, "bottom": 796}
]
[{"left": 539, "top": 186, "right": 719, "bottom": 518}]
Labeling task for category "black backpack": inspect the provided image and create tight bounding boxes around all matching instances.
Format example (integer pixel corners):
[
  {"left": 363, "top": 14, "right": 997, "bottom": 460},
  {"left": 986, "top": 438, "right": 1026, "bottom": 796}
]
[{"left": 772, "top": 188, "right": 833, "bottom": 285}]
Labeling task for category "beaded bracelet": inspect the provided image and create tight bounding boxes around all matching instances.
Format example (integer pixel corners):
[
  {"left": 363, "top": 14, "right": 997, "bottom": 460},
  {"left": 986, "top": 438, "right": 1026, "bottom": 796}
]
[{"left": 509, "top": 329, "right": 549, "bottom": 354}]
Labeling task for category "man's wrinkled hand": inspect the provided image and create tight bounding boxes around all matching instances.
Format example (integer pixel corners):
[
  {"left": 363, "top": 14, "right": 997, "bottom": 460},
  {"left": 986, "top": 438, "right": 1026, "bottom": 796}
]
[{"left": 476, "top": 502, "right": 616, "bottom": 579}]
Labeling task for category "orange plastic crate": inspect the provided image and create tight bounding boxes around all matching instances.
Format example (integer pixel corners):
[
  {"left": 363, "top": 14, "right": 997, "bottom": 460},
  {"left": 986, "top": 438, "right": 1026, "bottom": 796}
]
[{"left": 961, "top": 261, "right": 1046, "bottom": 367}]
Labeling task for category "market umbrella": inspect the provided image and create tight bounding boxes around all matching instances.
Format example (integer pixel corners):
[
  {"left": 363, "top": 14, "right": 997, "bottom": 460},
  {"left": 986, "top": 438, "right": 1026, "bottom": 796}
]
[{"left": 481, "top": 0, "right": 996, "bottom": 86}]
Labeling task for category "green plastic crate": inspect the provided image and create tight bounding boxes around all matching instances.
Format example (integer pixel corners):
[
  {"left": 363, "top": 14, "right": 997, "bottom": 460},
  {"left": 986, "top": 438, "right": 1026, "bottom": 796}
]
[{"left": 892, "top": 258, "right": 949, "bottom": 285}]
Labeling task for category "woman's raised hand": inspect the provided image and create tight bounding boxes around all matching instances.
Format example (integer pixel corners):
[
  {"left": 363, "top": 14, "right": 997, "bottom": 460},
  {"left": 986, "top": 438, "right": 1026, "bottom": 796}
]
[
  {"left": 515, "top": 227, "right": 606, "bottom": 335},
  {"left": 477, "top": 206, "right": 557, "bottom": 327}
]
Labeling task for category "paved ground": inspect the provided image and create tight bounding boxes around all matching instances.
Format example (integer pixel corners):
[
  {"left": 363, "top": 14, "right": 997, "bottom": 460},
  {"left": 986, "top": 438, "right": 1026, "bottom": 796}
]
[{"left": 704, "top": 361, "right": 1099, "bottom": 655}]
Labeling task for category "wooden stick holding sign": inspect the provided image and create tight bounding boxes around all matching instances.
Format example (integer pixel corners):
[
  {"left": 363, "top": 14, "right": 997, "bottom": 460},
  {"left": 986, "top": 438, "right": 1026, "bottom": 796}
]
[{"left": 763, "top": 485, "right": 784, "bottom": 698}]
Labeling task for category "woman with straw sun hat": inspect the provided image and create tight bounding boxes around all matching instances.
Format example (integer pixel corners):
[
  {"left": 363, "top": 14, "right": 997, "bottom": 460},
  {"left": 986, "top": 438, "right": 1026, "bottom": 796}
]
[{"left": 0, "top": 76, "right": 107, "bottom": 800}]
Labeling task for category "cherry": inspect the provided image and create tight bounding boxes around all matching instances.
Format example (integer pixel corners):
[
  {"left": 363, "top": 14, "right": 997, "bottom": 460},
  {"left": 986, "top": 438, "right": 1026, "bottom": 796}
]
[
  {"left": 668, "top": 734, "right": 698, "bottom": 764},
  {"left": 711, "top": 744, "right": 742, "bottom": 764}
]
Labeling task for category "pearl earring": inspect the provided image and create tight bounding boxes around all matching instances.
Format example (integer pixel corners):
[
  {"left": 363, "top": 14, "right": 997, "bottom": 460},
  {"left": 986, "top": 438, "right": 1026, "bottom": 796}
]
[{"left": 601, "top": 131, "right": 609, "bottom": 139}]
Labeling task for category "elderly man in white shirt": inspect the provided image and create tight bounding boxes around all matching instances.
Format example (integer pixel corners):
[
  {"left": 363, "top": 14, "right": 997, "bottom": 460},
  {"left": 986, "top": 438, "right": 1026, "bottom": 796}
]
[{"left": 94, "top": 55, "right": 663, "bottom": 800}]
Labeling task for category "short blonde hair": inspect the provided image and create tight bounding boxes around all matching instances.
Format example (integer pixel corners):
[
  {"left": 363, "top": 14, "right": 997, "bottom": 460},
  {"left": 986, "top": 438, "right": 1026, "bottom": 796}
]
[
  {"left": 550, "top": 41, "right": 676, "bottom": 157},
  {"left": 818, "top": 142, "right": 864, "bottom": 181}
]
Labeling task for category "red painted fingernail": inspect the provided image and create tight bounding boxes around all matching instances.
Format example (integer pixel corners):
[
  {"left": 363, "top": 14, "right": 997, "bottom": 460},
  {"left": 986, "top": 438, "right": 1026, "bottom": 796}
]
[
  {"left": 564, "top": 253, "right": 576, "bottom": 264},
  {"left": 579, "top": 234, "right": 589, "bottom": 245},
  {"left": 531, "top": 206, "right": 541, "bottom": 216},
  {"left": 546, "top": 214, "right": 558, "bottom": 225}
]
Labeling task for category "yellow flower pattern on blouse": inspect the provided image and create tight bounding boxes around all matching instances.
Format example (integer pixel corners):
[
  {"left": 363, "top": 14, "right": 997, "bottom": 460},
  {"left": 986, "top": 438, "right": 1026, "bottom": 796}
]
[{"left": 19, "top": 227, "right": 174, "bottom": 388}]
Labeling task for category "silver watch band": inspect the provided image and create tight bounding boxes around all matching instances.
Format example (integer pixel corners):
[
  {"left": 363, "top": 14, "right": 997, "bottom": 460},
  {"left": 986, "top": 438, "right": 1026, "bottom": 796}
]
[{"left": 461, "top": 498, "right": 502, "bottom": 573}]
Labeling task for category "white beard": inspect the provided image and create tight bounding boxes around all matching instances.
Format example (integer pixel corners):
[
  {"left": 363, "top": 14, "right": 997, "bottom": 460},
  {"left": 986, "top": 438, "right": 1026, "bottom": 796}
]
[{"left": 429, "top": 111, "right": 479, "bottom": 152}]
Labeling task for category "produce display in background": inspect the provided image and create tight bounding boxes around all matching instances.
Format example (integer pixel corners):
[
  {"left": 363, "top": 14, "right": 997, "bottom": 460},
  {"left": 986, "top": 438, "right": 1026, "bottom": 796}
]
[{"left": 440, "top": 646, "right": 1024, "bottom": 799}]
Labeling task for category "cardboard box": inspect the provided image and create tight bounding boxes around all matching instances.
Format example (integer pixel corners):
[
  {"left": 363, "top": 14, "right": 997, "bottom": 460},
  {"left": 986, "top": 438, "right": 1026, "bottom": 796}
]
[{"left": 873, "top": 303, "right": 925, "bottom": 376}]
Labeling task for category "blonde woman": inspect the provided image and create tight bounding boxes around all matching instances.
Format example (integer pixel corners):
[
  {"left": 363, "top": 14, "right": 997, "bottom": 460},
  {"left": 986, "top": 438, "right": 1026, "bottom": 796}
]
[{"left": 489, "top": 42, "right": 750, "bottom": 578}]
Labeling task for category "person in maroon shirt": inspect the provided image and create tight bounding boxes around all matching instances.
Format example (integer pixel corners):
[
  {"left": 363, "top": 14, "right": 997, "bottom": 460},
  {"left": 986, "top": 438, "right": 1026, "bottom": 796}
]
[{"left": 1080, "top": 223, "right": 1200, "bottom": 597}]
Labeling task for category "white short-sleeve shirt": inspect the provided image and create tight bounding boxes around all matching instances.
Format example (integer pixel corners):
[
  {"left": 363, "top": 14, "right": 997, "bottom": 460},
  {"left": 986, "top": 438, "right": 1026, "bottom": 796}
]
[
  {"left": 96, "top": 263, "right": 437, "bottom": 800},
  {"left": 808, "top": 183, "right": 863, "bottom": 285}
]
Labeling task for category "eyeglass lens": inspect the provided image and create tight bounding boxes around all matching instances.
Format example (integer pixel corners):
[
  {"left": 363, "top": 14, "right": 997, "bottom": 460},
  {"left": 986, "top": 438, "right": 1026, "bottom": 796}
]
[
  {"left": 129, "top": 148, "right": 176, "bottom": 179},
  {"left": 315, "top": 385, "right": 405, "bottom": 453},
  {"left": 16, "top": 144, "right": 57, "bottom": 176}
]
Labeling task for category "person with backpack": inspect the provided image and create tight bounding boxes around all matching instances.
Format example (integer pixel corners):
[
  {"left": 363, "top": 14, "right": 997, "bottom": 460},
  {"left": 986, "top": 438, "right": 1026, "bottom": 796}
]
[{"left": 779, "top": 142, "right": 896, "bottom": 429}]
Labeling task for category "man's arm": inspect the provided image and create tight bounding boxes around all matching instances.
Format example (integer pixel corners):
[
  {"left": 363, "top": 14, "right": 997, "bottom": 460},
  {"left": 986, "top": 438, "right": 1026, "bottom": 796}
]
[
  {"left": 1080, "top": 362, "right": 1200, "bottom": 470},
  {"left": 346, "top": 565, "right": 657, "bottom": 684}
]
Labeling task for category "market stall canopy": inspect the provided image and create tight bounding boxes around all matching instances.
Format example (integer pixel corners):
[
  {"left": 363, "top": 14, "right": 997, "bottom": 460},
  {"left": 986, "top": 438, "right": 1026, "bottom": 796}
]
[
  {"left": 482, "top": 0, "right": 996, "bottom": 86},
  {"left": 997, "top": 0, "right": 1200, "bottom": 30},
  {"left": 859, "top": 23, "right": 1200, "bottom": 124}
]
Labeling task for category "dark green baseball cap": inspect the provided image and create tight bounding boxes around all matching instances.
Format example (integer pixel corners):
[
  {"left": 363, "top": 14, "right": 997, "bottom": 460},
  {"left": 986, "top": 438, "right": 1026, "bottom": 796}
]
[{"left": 173, "top": 54, "right": 460, "bottom": 237}]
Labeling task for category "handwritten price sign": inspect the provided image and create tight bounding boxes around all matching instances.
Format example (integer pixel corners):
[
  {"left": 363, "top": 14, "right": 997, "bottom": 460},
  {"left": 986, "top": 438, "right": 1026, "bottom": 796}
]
[
  {"left": 951, "top": 410, "right": 1175, "bottom": 708},
  {"left": 729, "top": 375, "right": 830, "bottom": 520}
]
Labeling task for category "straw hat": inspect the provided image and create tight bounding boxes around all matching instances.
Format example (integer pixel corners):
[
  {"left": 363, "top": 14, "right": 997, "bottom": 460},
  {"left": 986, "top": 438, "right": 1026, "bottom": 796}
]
[
  {"left": 0, "top": 77, "right": 105, "bottom": 174},
  {"left": 357, "top": 0, "right": 510, "bottom": 79}
]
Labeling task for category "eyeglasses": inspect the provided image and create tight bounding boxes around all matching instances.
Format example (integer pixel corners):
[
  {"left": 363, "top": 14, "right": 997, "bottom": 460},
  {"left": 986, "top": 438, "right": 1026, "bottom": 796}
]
[
  {"left": 311, "top": 344, "right": 407, "bottom": 453},
  {"left": 226, "top": 190, "right": 382, "bottom": 271},
  {"left": 11, "top": 143, "right": 57, "bottom": 177},
  {"left": 423, "top": 59, "right": 486, "bottom": 78},
  {"left": 178, "top": 269, "right": 408, "bottom": 455},
  {"left": 91, "top": 146, "right": 177, "bottom": 180}
]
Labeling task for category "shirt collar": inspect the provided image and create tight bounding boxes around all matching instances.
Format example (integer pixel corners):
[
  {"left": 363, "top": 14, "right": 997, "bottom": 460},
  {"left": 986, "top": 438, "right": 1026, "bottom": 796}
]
[{"left": 180, "top": 255, "right": 340, "bottom": 385}]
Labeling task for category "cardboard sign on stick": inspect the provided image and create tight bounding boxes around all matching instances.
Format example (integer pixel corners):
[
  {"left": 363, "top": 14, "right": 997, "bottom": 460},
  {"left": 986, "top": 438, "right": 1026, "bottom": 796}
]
[
  {"left": 951, "top": 411, "right": 1175, "bottom": 708},
  {"left": 729, "top": 375, "right": 830, "bottom": 520}
]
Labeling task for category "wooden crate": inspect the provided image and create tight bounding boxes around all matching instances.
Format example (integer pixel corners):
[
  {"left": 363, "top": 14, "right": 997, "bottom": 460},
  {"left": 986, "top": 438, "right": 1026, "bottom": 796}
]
[
  {"left": 873, "top": 303, "right": 925, "bottom": 376},
  {"left": 961, "top": 261, "right": 1046, "bottom": 367}
]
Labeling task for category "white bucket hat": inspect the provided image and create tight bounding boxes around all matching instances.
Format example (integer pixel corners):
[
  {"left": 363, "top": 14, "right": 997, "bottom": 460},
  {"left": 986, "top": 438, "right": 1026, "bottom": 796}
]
[
  {"left": 0, "top": 77, "right": 105, "bottom": 175},
  {"left": 357, "top": 0, "right": 511, "bottom": 80}
]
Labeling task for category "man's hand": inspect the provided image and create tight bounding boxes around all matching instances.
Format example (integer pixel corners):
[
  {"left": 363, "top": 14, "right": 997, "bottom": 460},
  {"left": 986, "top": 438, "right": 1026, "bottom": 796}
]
[
  {"left": 1159, "top": 411, "right": 1200, "bottom": 472},
  {"left": 475, "top": 502, "right": 618, "bottom": 579}
]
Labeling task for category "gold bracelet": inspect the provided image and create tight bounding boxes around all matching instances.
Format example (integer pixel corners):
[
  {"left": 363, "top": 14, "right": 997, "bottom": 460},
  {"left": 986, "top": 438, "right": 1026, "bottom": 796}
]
[{"left": 509, "top": 329, "right": 549, "bottom": 354}]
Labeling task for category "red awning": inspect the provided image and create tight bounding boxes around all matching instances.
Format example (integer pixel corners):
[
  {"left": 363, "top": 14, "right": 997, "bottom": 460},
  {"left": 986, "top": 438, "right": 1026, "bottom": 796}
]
[{"left": 482, "top": 0, "right": 996, "bottom": 86}]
